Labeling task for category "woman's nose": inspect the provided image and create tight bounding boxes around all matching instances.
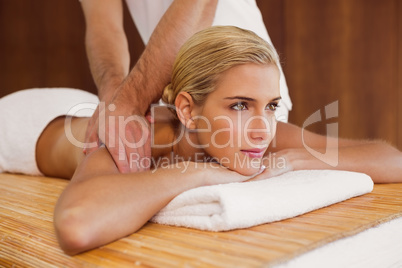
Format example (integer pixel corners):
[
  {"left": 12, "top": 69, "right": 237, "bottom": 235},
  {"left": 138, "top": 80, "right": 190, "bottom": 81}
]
[{"left": 246, "top": 115, "right": 275, "bottom": 141}]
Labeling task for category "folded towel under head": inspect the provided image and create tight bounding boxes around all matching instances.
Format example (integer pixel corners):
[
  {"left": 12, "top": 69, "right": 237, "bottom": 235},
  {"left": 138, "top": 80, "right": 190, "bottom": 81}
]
[{"left": 151, "top": 170, "right": 373, "bottom": 231}]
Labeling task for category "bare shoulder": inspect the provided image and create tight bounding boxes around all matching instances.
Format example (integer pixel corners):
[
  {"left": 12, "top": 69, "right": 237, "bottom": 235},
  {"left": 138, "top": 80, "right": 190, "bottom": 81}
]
[
  {"left": 37, "top": 117, "right": 90, "bottom": 178},
  {"left": 268, "top": 122, "right": 306, "bottom": 152},
  {"left": 270, "top": 122, "right": 330, "bottom": 152},
  {"left": 71, "top": 146, "right": 119, "bottom": 183},
  {"left": 270, "top": 122, "right": 366, "bottom": 153}
]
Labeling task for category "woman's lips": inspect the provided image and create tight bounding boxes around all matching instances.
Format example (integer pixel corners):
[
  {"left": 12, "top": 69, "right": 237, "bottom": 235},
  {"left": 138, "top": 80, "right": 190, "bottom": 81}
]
[{"left": 240, "top": 148, "right": 267, "bottom": 158}]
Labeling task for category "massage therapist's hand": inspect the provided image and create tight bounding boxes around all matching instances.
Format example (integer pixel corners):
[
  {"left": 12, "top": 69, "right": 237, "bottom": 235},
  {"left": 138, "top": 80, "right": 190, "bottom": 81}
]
[
  {"left": 84, "top": 93, "right": 152, "bottom": 174},
  {"left": 84, "top": 89, "right": 114, "bottom": 156}
]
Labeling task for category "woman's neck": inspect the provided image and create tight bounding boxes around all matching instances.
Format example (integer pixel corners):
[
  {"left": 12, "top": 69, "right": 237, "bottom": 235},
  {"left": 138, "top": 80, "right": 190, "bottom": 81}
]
[
  {"left": 151, "top": 117, "right": 207, "bottom": 164},
  {"left": 172, "top": 127, "right": 207, "bottom": 162}
]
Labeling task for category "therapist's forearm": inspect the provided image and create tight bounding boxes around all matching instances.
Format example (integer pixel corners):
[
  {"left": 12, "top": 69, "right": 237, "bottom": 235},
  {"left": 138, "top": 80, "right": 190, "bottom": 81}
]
[
  {"left": 117, "top": 0, "right": 218, "bottom": 114},
  {"left": 86, "top": 28, "right": 130, "bottom": 99},
  {"left": 82, "top": 0, "right": 130, "bottom": 100}
]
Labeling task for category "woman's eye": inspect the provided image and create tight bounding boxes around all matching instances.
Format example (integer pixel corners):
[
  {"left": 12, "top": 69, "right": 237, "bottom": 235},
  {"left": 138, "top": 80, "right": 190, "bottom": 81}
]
[
  {"left": 266, "top": 102, "right": 279, "bottom": 111},
  {"left": 231, "top": 102, "right": 247, "bottom": 111}
]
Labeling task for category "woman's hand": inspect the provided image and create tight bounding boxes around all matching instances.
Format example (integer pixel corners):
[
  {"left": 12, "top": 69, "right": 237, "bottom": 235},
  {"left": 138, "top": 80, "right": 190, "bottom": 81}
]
[
  {"left": 246, "top": 149, "right": 309, "bottom": 181},
  {"left": 163, "top": 160, "right": 252, "bottom": 186}
]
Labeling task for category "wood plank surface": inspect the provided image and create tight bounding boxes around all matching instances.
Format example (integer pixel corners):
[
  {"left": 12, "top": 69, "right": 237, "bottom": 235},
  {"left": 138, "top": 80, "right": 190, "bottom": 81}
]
[
  {"left": 1, "top": 173, "right": 401, "bottom": 267},
  {"left": 398, "top": 0, "right": 402, "bottom": 149},
  {"left": 283, "top": 0, "right": 400, "bottom": 148}
]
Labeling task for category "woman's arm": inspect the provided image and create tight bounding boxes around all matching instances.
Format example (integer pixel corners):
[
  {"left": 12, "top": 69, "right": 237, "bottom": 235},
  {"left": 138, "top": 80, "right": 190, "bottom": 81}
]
[
  {"left": 54, "top": 147, "right": 248, "bottom": 255},
  {"left": 266, "top": 122, "right": 402, "bottom": 183}
]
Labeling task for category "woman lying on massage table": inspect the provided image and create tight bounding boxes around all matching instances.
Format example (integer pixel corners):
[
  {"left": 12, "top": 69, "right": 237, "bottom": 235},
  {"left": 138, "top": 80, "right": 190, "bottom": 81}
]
[{"left": 0, "top": 26, "right": 401, "bottom": 255}]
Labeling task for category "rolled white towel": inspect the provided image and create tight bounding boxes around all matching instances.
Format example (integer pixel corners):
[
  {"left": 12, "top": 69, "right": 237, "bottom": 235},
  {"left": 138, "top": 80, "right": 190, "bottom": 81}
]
[
  {"left": 151, "top": 170, "right": 373, "bottom": 231},
  {"left": 0, "top": 88, "right": 98, "bottom": 176}
]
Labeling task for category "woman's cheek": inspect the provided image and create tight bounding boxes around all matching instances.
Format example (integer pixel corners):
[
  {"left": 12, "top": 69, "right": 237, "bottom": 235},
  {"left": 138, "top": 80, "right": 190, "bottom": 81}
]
[
  {"left": 269, "top": 116, "right": 278, "bottom": 143},
  {"left": 201, "top": 112, "right": 235, "bottom": 148}
]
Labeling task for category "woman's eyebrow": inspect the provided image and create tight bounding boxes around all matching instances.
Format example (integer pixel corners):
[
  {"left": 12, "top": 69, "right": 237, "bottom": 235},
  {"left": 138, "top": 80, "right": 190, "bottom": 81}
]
[
  {"left": 271, "top": 97, "right": 282, "bottom": 102},
  {"left": 224, "top": 96, "right": 256, "bottom": 101},
  {"left": 224, "top": 96, "right": 282, "bottom": 102}
]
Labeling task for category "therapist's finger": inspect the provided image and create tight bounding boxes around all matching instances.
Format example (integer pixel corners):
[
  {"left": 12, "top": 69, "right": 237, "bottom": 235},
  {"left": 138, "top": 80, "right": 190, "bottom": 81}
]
[
  {"left": 83, "top": 111, "right": 100, "bottom": 155},
  {"left": 124, "top": 117, "right": 151, "bottom": 172}
]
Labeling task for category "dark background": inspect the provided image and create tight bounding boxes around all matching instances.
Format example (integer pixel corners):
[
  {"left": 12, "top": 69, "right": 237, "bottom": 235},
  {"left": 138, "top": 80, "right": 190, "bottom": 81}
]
[{"left": 0, "top": 0, "right": 400, "bottom": 149}]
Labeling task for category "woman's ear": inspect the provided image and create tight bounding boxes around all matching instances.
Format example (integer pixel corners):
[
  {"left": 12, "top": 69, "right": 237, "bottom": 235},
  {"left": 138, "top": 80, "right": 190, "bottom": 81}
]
[{"left": 175, "top": 92, "right": 196, "bottom": 129}]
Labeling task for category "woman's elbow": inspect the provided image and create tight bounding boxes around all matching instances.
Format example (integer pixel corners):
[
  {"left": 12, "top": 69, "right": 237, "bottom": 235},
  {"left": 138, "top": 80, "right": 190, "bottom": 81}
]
[{"left": 54, "top": 206, "right": 94, "bottom": 255}]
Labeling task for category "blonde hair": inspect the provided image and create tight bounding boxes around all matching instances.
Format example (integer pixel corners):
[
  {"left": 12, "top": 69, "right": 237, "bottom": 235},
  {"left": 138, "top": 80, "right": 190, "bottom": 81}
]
[{"left": 162, "top": 26, "right": 279, "bottom": 114}]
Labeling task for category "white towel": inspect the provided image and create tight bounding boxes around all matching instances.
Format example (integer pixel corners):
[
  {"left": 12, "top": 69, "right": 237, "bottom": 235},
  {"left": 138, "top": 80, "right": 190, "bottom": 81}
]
[
  {"left": 151, "top": 170, "right": 373, "bottom": 231},
  {"left": 275, "top": 217, "right": 402, "bottom": 268},
  {"left": 0, "top": 88, "right": 98, "bottom": 175}
]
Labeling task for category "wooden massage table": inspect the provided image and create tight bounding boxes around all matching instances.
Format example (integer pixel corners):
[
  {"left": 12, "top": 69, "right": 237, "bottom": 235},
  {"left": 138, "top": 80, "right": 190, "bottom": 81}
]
[{"left": 1, "top": 173, "right": 402, "bottom": 267}]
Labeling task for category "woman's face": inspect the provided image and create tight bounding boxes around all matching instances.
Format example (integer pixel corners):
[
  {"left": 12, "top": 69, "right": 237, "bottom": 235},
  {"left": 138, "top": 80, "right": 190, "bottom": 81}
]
[{"left": 193, "top": 63, "right": 280, "bottom": 176}]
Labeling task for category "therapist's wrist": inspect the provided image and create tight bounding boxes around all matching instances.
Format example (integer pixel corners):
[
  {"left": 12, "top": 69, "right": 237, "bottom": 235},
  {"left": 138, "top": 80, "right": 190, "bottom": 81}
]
[
  {"left": 112, "top": 86, "right": 149, "bottom": 116},
  {"left": 97, "top": 81, "right": 121, "bottom": 101}
]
